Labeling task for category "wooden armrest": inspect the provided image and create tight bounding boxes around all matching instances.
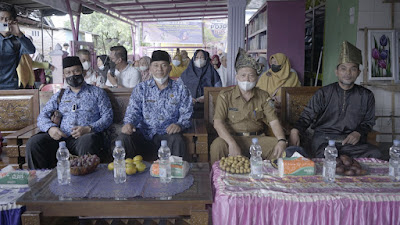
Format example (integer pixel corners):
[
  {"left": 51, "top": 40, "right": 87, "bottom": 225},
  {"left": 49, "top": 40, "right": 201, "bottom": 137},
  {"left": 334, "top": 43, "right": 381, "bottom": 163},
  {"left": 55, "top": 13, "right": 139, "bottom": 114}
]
[{"left": 4, "top": 124, "right": 37, "bottom": 140}]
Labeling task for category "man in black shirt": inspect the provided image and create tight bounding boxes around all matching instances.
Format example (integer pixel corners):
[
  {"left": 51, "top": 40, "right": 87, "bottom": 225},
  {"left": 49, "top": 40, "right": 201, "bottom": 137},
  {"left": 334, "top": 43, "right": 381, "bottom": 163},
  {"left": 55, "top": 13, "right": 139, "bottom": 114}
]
[{"left": 289, "top": 41, "right": 381, "bottom": 159}]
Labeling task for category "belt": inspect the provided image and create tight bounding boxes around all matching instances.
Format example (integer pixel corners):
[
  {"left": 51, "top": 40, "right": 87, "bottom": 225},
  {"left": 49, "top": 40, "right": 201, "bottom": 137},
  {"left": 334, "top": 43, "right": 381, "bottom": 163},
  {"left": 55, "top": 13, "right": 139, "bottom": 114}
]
[{"left": 234, "top": 131, "right": 263, "bottom": 136}]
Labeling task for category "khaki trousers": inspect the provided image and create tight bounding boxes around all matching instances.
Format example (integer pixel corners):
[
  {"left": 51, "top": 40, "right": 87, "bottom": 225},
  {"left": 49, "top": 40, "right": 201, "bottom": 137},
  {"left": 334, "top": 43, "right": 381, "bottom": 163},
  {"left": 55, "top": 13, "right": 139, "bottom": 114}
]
[{"left": 210, "top": 134, "right": 277, "bottom": 165}]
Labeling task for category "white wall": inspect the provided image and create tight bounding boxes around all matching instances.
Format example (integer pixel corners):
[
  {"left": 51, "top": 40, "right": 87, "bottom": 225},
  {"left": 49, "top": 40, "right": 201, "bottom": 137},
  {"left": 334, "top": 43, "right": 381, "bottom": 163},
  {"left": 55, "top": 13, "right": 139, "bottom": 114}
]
[{"left": 356, "top": 0, "right": 400, "bottom": 142}]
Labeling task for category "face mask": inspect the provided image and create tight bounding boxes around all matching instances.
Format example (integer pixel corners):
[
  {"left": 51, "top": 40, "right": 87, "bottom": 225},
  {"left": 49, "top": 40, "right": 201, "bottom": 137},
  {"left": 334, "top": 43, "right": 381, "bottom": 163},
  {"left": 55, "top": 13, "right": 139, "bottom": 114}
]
[
  {"left": 66, "top": 74, "right": 84, "bottom": 88},
  {"left": 271, "top": 64, "right": 282, "bottom": 73},
  {"left": 153, "top": 76, "right": 169, "bottom": 85},
  {"left": 194, "top": 59, "right": 206, "bottom": 68},
  {"left": 82, "top": 61, "right": 91, "bottom": 70},
  {"left": 172, "top": 60, "right": 181, "bottom": 66},
  {"left": 98, "top": 65, "right": 105, "bottom": 70},
  {"left": 139, "top": 66, "right": 148, "bottom": 72},
  {"left": 238, "top": 81, "right": 256, "bottom": 91}
]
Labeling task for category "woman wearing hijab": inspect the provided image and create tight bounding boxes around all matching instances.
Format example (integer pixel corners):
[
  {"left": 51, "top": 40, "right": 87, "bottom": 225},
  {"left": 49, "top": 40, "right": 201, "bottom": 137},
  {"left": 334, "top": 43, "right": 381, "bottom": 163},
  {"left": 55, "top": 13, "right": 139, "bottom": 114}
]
[
  {"left": 138, "top": 56, "right": 151, "bottom": 81},
  {"left": 180, "top": 49, "right": 222, "bottom": 118},
  {"left": 170, "top": 52, "right": 186, "bottom": 78},
  {"left": 96, "top": 55, "right": 110, "bottom": 87},
  {"left": 211, "top": 54, "right": 221, "bottom": 70},
  {"left": 256, "top": 53, "right": 300, "bottom": 114}
]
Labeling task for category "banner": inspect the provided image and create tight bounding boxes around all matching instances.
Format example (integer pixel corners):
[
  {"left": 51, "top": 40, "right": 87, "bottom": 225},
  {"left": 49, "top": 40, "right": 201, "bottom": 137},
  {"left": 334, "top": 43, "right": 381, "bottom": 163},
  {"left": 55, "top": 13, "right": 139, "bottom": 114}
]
[
  {"left": 203, "top": 19, "right": 228, "bottom": 53},
  {"left": 142, "top": 21, "right": 203, "bottom": 44}
]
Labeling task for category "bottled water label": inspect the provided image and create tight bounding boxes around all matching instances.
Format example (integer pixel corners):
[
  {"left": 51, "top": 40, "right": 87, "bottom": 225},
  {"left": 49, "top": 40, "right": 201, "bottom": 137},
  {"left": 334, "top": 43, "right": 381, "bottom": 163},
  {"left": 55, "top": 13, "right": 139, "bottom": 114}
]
[{"left": 251, "top": 164, "right": 263, "bottom": 175}]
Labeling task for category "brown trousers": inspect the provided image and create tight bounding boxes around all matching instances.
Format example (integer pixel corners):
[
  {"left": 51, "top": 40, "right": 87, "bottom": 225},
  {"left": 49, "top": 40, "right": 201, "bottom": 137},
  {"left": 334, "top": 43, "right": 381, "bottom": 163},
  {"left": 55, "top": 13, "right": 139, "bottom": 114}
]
[{"left": 210, "top": 134, "right": 277, "bottom": 165}]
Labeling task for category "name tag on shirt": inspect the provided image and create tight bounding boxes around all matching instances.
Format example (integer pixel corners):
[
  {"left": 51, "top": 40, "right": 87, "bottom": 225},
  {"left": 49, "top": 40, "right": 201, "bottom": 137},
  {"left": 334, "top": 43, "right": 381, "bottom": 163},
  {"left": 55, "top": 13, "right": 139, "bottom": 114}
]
[
  {"left": 146, "top": 99, "right": 156, "bottom": 103},
  {"left": 228, "top": 107, "right": 238, "bottom": 111}
]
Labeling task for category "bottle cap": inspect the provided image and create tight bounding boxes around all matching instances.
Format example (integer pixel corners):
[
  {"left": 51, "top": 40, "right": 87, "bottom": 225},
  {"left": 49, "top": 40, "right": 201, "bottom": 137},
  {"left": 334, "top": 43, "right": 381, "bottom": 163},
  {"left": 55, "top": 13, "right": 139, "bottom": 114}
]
[
  {"left": 161, "top": 140, "right": 167, "bottom": 147},
  {"left": 115, "top": 140, "right": 122, "bottom": 147},
  {"left": 394, "top": 140, "right": 400, "bottom": 146},
  {"left": 328, "top": 140, "right": 335, "bottom": 146},
  {"left": 59, "top": 141, "right": 66, "bottom": 148},
  {"left": 252, "top": 138, "right": 258, "bottom": 144}
]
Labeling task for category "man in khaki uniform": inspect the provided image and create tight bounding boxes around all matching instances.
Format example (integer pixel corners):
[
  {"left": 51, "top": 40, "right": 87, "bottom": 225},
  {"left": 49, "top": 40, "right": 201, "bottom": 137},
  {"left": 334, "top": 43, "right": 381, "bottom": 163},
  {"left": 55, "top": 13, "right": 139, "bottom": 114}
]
[{"left": 210, "top": 48, "right": 287, "bottom": 165}]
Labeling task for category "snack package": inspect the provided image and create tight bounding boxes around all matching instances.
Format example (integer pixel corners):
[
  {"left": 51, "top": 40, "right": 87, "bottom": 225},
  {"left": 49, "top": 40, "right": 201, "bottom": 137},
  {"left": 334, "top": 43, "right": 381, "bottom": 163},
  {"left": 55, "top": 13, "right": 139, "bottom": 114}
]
[
  {"left": 0, "top": 165, "right": 36, "bottom": 187},
  {"left": 278, "top": 157, "right": 315, "bottom": 176},
  {"left": 150, "top": 156, "right": 189, "bottom": 178}
]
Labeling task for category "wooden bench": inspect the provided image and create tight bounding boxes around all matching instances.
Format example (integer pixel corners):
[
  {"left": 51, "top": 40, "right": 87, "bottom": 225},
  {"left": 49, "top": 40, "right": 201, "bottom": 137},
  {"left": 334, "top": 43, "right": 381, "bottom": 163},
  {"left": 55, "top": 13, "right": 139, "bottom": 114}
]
[
  {"left": 3, "top": 88, "right": 208, "bottom": 167},
  {"left": 0, "top": 90, "right": 39, "bottom": 167}
]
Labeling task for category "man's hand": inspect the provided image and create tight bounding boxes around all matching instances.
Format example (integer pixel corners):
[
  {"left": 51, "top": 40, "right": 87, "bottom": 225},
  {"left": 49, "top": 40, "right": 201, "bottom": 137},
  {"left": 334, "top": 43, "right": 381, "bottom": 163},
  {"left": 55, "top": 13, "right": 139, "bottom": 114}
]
[
  {"left": 121, "top": 123, "right": 136, "bottom": 135},
  {"left": 271, "top": 141, "right": 287, "bottom": 159},
  {"left": 166, "top": 124, "right": 181, "bottom": 134},
  {"left": 228, "top": 142, "right": 241, "bottom": 157},
  {"left": 107, "top": 72, "right": 117, "bottom": 86},
  {"left": 8, "top": 21, "right": 23, "bottom": 37},
  {"left": 289, "top": 128, "right": 300, "bottom": 146},
  {"left": 342, "top": 131, "right": 361, "bottom": 145},
  {"left": 48, "top": 127, "right": 67, "bottom": 140},
  {"left": 71, "top": 126, "right": 91, "bottom": 139}
]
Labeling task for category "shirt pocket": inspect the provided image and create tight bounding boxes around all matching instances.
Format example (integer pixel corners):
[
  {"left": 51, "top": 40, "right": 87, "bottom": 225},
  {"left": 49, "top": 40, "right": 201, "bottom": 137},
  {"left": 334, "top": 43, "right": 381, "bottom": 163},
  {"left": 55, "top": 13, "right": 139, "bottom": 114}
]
[{"left": 227, "top": 108, "right": 244, "bottom": 123}]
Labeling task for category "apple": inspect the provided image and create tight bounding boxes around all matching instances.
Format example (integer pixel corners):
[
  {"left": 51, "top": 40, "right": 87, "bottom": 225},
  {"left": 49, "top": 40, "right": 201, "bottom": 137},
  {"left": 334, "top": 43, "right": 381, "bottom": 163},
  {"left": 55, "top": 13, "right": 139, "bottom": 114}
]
[
  {"left": 136, "top": 162, "right": 146, "bottom": 172},
  {"left": 133, "top": 155, "right": 143, "bottom": 162}
]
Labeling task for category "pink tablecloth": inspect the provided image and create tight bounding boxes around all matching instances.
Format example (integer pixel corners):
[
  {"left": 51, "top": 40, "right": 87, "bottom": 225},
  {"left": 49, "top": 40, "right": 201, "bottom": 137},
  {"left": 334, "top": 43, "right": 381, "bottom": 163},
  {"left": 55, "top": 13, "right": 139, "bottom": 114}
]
[{"left": 211, "top": 158, "right": 400, "bottom": 225}]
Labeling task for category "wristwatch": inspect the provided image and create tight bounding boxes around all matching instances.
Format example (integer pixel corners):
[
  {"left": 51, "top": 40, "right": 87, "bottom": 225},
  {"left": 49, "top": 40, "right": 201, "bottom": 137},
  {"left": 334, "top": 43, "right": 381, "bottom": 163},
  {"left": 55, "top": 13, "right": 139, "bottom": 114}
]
[{"left": 278, "top": 139, "right": 288, "bottom": 145}]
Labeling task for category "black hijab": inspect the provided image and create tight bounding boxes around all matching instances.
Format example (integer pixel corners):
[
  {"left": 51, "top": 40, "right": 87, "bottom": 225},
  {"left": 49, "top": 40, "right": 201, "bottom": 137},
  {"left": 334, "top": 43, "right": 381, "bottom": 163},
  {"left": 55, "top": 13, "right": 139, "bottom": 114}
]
[{"left": 180, "top": 49, "right": 221, "bottom": 98}]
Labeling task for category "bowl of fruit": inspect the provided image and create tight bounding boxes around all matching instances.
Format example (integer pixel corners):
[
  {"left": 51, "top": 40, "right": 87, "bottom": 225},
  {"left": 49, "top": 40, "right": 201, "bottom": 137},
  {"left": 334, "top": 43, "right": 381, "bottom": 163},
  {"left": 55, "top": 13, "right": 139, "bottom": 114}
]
[
  {"left": 70, "top": 154, "right": 100, "bottom": 176},
  {"left": 336, "top": 155, "right": 367, "bottom": 176},
  {"left": 219, "top": 155, "right": 251, "bottom": 174}
]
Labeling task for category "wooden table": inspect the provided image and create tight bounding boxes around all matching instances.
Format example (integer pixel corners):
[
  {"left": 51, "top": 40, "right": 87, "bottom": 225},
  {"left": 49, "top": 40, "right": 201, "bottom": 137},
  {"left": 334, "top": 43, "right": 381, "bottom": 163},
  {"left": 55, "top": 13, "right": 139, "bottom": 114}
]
[{"left": 17, "top": 163, "right": 212, "bottom": 225}]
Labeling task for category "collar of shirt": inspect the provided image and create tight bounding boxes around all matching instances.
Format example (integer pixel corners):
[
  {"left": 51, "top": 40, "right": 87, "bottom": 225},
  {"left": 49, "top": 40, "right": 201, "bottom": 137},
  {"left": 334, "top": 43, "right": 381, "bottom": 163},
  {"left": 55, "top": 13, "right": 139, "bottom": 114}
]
[
  {"left": 148, "top": 77, "right": 172, "bottom": 89},
  {"left": 232, "top": 85, "right": 255, "bottom": 100}
]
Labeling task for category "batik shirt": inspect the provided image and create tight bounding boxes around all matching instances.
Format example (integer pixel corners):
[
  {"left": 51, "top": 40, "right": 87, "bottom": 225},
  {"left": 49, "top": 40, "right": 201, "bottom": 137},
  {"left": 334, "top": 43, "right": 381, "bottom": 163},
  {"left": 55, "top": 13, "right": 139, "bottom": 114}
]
[
  {"left": 37, "top": 82, "right": 113, "bottom": 136},
  {"left": 124, "top": 78, "right": 193, "bottom": 140}
]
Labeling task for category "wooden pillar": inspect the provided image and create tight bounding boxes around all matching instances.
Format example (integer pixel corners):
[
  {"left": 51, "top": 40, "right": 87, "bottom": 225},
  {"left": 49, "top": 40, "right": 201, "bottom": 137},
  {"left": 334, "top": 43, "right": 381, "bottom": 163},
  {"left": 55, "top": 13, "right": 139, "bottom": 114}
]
[{"left": 227, "top": 0, "right": 246, "bottom": 86}]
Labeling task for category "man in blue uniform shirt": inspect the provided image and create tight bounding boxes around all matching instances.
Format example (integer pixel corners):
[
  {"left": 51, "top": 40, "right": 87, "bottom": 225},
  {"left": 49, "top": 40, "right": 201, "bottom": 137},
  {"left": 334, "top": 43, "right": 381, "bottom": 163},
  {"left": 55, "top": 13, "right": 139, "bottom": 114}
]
[
  {"left": 0, "top": 4, "right": 35, "bottom": 89},
  {"left": 26, "top": 56, "right": 113, "bottom": 169},
  {"left": 118, "top": 50, "right": 193, "bottom": 159}
]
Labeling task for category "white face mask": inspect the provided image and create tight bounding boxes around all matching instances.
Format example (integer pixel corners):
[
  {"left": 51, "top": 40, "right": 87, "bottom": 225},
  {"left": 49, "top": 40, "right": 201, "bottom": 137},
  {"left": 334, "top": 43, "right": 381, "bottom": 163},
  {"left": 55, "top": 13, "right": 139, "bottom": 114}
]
[
  {"left": 238, "top": 81, "right": 256, "bottom": 91},
  {"left": 172, "top": 60, "right": 181, "bottom": 66},
  {"left": 139, "top": 66, "right": 148, "bottom": 72},
  {"left": 194, "top": 59, "right": 206, "bottom": 68},
  {"left": 98, "top": 65, "right": 105, "bottom": 70},
  {"left": 153, "top": 75, "right": 169, "bottom": 85},
  {"left": 82, "top": 61, "right": 91, "bottom": 70}
]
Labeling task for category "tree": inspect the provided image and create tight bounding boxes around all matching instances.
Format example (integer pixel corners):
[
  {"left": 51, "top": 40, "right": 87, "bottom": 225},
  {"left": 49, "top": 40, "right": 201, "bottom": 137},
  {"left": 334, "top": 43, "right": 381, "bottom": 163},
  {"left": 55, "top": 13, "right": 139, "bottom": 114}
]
[{"left": 64, "top": 12, "right": 133, "bottom": 54}]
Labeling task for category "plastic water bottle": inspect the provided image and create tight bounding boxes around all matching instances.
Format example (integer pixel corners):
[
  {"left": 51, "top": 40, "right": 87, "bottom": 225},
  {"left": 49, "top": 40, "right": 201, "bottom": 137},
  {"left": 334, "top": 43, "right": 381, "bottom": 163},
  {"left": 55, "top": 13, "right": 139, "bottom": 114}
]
[
  {"left": 113, "top": 140, "right": 126, "bottom": 184},
  {"left": 389, "top": 140, "right": 400, "bottom": 182},
  {"left": 250, "top": 138, "right": 263, "bottom": 179},
  {"left": 158, "top": 140, "right": 172, "bottom": 183},
  {"left": 56, "top": 141, "right": 71, "bottom": 185},
  {"left": 322, "top": 140, "right": 338, "bottom": 183}
]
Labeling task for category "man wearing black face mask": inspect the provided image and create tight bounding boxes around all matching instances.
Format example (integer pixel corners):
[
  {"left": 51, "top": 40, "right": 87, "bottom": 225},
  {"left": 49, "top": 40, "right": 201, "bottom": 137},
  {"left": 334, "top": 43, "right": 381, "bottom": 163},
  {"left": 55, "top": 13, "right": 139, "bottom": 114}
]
[{"left": 25, "top": 56, "right": 113, "bottom": 169}]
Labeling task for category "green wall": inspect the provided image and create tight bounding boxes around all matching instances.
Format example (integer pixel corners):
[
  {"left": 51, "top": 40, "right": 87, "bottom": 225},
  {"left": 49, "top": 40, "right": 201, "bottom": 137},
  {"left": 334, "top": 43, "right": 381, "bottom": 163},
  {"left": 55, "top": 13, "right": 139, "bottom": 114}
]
[{"left": 322, "top": 0, "right": 359, "bottom": 85}]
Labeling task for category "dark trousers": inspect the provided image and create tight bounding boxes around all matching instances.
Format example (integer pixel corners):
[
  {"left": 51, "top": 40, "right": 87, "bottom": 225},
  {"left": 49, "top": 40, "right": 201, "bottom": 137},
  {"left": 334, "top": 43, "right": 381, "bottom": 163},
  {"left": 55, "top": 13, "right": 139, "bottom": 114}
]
[
  {"left": 312, "top": 133, "right": 382, "bottom": 159},
  {"left": 26, "top": 132, "right": 104, "bottom": 169},
  {"left": 117, "top": 132, "right": 186, "bottom": 160}
]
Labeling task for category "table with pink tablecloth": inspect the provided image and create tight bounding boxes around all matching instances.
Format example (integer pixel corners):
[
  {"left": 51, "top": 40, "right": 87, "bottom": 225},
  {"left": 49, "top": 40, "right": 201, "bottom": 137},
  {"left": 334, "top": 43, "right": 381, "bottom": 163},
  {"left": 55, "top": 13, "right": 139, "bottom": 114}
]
[{"left": 211, "top": 158, "right": 400, "bottom": 225}]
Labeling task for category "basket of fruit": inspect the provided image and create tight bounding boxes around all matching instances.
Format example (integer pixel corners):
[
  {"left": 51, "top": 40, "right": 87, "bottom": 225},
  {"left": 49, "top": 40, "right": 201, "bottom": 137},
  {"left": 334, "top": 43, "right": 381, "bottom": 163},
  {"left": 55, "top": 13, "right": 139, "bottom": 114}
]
[
  {"left": 70, "top": 154, "right": 100, "bottom": 176},
  {"left": 219, "top": 155, "right": 251, "bottom": 174},
  {"left": 336, "top": 155, "right": 367, "bottom": 176}
]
